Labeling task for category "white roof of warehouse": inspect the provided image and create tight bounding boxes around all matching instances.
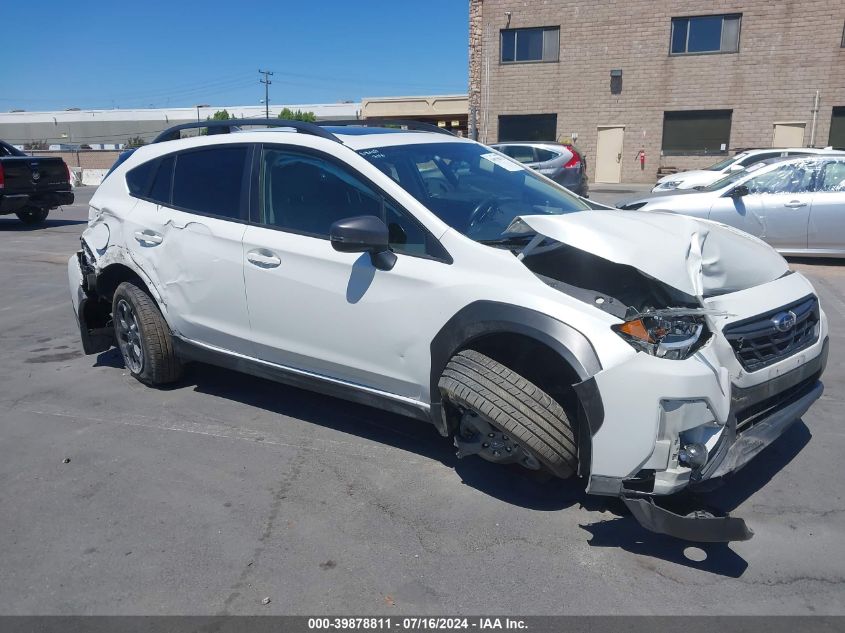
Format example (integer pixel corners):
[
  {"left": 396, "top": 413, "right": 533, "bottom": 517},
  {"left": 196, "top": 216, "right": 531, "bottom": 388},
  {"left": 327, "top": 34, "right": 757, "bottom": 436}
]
[{"left": 0, "top": 103, "right": 361, "bottom": 124}]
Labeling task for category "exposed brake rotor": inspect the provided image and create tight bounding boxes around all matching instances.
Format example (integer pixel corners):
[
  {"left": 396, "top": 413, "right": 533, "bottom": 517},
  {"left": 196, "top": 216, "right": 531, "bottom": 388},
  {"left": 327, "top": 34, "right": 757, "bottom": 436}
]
[{"left": 453, "top": 409, "right": 542, "bottom": 471}]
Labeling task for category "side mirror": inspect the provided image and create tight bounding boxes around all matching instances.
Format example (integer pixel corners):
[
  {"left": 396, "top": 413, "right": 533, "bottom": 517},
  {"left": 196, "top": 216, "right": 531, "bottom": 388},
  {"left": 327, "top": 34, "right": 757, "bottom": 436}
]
[
  {"left": 330, "top": 215, "right": 397, "bottom": 271},
  {"left": 729, "top": 184, "right": 750, "bottom": 198}
]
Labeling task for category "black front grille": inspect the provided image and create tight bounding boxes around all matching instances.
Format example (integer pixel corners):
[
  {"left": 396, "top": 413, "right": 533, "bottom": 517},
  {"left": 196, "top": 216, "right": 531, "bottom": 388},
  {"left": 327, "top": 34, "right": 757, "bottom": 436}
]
[{"left": 723, "top": 295, "right": 819, "bottom": 372}]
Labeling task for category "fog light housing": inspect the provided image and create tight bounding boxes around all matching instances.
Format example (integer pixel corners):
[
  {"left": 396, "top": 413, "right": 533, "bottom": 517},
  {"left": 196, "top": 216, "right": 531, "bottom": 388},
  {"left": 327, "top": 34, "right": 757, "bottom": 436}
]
[{"left": 679, "top": 443, "right": 708, "bottom": 469}]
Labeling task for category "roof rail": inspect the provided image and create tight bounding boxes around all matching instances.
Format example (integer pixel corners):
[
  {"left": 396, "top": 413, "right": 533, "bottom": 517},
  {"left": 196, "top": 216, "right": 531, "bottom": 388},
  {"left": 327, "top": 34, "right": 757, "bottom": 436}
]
[
  {"left": 317, "top": 119, "right": 456, "bottom": 136},
  {"left": 151, "top": 118, "right": 341, "bottom": 144}
]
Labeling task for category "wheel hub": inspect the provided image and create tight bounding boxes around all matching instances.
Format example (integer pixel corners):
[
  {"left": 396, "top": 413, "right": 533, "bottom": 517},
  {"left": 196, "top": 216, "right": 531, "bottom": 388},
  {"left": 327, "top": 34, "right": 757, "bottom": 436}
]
[
  {"left": 115, "top": 299, "right": 144, "bottom": 374},
  {"left": 453, "top": 410, "right": 541, "bottom": 471}
]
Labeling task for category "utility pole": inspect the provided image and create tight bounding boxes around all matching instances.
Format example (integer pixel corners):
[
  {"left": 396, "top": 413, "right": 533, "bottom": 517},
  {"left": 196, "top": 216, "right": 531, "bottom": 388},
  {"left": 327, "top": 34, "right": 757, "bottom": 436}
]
[{"left": 259, "top": 69, "right": 273, "bottom": 119}]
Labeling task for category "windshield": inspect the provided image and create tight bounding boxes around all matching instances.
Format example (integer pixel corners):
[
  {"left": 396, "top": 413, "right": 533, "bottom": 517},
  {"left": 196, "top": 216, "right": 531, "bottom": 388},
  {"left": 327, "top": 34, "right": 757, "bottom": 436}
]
[
  {"left": 0, "top": 141, "right": 26, "bottom": 157},
  {"left": 705, "top": 153, "right": 744, "bottom": 171},
  {"left": 699, "top": 160, "right": 771, "bottom": 192},
  {"left": 357, "top": 142, "right": 590, "bottom": 241}
]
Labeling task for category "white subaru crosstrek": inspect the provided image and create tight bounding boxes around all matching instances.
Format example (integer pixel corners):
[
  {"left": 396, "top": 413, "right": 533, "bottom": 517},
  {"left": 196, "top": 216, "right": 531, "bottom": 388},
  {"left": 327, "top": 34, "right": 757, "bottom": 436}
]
[{"left": 68, "top": 119, "right": 828, "bottom": 542}]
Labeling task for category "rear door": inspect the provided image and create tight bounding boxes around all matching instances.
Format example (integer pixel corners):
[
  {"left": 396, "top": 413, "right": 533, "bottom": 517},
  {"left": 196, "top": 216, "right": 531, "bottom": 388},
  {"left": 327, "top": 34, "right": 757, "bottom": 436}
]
[
  {"left": 807, "top": 159, "right": 845, "bottom": 252},
  {"left": 123, "top": 145, "right": 255, "bottom": 354}
]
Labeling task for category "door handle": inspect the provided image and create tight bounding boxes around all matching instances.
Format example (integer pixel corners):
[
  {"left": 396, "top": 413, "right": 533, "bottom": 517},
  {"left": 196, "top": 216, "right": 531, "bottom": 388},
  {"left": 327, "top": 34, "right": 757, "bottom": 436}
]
[
  {"left": 134, "top": 230, "right": 163, "bottom": 245},
  {"left": 784, "top": 200, "right": 807, "bottom": 208},
  {"left": 247, "top": 249, "right": 281, "bottom": 268},
  {"left": 616, "top": 152, "right": 622, "bottom": 163}
]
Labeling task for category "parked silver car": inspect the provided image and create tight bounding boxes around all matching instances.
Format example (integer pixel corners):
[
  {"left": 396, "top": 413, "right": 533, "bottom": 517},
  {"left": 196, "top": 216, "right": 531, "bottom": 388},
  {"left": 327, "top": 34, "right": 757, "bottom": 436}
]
[
  {"left": 653, "top": 147, "right": 845, "bottom": 192},
  {"left": 618, "top": 155, "right": 845, "bottom": 257},
  {"left": 491, "top": 142, "right": 589, "bottom": 197}
]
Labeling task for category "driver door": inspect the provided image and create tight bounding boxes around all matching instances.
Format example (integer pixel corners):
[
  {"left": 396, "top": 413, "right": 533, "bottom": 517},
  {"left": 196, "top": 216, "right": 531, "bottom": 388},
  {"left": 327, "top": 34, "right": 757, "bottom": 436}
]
[
  {"left": 241, "top": 145, "right": 454, "bottom": 399},
  {"left": 711, "top": 162, "right": 813, "bottom": 249}
]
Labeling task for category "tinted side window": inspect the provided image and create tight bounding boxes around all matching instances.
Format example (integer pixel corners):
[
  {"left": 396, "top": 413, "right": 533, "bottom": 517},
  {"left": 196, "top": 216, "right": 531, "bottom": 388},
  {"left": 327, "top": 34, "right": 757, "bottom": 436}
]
[
  {"left": 500, "top": 145, "right": 535, "bottom": 164},
  {"left": 534, "top": 148, "right": 560, "bottom": 162},
  {"left": 148, "top": 155, "right": 174, "bottom": 204},
  {"left": 172, "top": 146, "right": 247, "bottom": 219},
  {"left": 260, "top": 148, "right": 438, "bottom": 258},
  {"left": 126, "top": 160, "right": 156, "bottom": 197}
]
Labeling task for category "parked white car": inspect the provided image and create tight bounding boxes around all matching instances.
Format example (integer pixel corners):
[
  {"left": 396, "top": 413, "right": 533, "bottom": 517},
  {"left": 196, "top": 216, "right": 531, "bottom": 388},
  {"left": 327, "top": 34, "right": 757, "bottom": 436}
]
[
  {"left": 68, "top": 119, "right": 828, "bottom": 542},
  {"left": 653, "top": 147, "right": 844, "bottom": 192},
  {"left": 620, "top": 156, "right": 845, "bottom": 257}
]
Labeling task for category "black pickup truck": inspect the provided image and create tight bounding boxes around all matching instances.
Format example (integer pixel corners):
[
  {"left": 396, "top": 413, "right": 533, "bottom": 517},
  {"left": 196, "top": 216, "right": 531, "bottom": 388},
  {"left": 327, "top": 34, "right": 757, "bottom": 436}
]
[{"left": 0, "top": 140, "right": 74, "bottom": 225}]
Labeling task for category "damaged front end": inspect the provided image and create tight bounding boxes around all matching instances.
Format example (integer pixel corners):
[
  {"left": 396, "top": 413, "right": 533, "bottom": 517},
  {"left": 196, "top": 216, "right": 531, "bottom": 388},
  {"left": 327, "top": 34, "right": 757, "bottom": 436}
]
[
  {"left": 68, "top": 239, "right": 114, "bottom": 354},
  {"left": 510, "top": 210, "right": 828, "bottom": 542}
]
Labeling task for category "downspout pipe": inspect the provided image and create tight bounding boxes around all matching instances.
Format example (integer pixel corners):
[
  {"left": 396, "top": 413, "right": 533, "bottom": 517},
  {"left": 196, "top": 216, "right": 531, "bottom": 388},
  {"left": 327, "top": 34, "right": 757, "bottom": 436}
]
[{"left": 810, "top": 90, "right": 820, "bottom": 148}]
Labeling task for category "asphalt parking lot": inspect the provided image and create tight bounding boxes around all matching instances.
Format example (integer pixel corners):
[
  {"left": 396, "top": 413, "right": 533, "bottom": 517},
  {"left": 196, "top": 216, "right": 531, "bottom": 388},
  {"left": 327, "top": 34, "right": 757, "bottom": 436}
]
[{"left": 1, "top": 186, "right": 843, "bottom": 615}]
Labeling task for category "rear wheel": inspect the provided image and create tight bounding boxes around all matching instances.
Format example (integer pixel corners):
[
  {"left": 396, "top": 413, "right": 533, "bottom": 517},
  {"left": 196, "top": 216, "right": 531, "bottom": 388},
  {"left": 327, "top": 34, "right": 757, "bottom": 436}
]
[
  {"left": 16, "top": 207, "right": 49, "bottom": 225},
  {"left": 438, "top": 349, "right": 578, "bottom": 478},
  {"left": 112, "top": 281, "right": 182, "bottom": 386}
]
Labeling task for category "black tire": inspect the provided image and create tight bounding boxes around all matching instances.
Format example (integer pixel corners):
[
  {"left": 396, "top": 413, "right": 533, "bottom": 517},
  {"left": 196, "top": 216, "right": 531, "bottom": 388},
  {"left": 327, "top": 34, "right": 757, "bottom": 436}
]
[
  {"left": 439, "top": 349, "right": 578, "bottom": 478},
  {"left": 112, "top": 281, "right": 182, "bottom": 386},
  {"left": 16, "top": 207, "right": 49, "bottom": 225}
]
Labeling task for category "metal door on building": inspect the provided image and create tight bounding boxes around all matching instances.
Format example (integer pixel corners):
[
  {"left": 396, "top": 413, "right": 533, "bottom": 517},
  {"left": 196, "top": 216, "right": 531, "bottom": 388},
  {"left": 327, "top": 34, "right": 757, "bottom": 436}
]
[
  {"left": 772, "top": 122, "right": 806, "bottom": 148},
  {"left": 595, "top": 126, "right": 624, "bottom": 183}
]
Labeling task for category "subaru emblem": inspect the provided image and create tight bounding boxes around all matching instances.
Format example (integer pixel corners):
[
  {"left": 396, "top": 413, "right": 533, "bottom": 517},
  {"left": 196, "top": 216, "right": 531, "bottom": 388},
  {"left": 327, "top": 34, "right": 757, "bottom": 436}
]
[{"left": 772, "top": 310, "right": 796, "bottom": 333}]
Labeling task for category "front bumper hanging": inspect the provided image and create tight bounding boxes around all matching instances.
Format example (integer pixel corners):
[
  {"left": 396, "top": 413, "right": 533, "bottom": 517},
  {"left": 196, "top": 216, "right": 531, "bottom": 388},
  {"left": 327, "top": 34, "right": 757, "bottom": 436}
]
[
  {"left": 619, "top": 340, "right": 828, "bottom": 543},
  {"left": 622, "top": 495, "right": 753, "bottom": 542}
]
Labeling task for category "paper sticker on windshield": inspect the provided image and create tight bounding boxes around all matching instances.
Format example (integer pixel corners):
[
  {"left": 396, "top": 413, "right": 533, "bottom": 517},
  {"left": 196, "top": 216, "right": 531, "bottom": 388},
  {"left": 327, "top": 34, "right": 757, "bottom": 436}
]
[{"left": 480, "top": 152, "right": 523, "bottom": 172}]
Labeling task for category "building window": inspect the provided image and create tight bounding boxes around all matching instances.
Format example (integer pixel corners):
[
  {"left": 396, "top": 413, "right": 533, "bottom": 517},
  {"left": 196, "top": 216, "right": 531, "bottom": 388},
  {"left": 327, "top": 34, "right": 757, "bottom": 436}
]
[
  {"left": 670, "top": 14, "right": 741, "bottom": 55},
  {"left": 831, "top": 107, "right": 845, "bottom": 148},
  {"left": 662, "top": 110, "right": 732, "bottom": 155},
  {"left": 501, "top": 27, "right": 559, "bottom": 63},
  {"left": 498, "top": 114, "right": 557, "bottom": 142}
]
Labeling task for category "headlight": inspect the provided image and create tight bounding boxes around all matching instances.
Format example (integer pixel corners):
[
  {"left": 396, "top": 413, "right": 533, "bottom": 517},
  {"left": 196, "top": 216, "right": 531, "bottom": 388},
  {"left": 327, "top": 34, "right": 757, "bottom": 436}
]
[
  {"left": 655, "top": 180, "right": 682, "bottom": 190},
  {"left": 612, "top": 314, "right": 709, "bottom": 360}
]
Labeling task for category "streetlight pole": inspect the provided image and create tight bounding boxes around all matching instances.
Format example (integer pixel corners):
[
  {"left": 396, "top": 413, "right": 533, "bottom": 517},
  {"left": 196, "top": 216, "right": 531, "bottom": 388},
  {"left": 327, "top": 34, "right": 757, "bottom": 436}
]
[
  {"left": 194, "top": 104, "right": 210, "bottom": 128},
  {"left": 259, "top": 69, "right": 273, "bottom": 119}
]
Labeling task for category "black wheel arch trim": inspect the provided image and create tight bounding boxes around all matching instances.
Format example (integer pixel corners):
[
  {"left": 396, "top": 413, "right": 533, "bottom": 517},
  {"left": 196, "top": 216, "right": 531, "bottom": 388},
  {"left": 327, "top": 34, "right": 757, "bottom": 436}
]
[{"left": 429, "top": 300, "right": 602, "bottom": 436}]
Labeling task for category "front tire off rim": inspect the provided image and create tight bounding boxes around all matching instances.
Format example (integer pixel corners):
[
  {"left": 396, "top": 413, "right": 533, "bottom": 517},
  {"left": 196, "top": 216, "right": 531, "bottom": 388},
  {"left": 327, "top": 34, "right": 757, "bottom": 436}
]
[
  {"left": 115, "top": 298, "right": 143, "bottom": 374},
  {"left": 454, "top": 409, "right": 542, "bottom": 471}
]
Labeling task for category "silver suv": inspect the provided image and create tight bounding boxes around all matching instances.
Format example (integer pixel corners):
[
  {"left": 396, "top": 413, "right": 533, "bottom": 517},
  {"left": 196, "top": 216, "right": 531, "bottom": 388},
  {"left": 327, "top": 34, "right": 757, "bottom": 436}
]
[{"left": 491, "top": 142, "right": 589, "bottom": 197}]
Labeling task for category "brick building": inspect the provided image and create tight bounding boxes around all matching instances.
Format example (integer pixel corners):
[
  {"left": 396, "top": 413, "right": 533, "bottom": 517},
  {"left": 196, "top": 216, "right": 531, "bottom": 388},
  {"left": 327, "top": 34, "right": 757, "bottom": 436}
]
[{"left": 468, "top": 0, "right": 845, "bottom": 183}]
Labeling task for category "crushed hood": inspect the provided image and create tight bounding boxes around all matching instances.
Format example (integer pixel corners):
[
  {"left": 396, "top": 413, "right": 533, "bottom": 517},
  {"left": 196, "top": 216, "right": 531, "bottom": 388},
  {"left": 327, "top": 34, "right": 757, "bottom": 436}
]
[{"left": 508, "top": 210, "right": 789, "bottom": 298}]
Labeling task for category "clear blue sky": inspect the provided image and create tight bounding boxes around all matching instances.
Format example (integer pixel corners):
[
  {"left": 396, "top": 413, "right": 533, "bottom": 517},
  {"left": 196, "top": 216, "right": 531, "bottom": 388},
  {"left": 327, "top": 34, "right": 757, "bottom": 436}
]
[{"left": 1, "top": 0, "right": 469, "bottom": 111}]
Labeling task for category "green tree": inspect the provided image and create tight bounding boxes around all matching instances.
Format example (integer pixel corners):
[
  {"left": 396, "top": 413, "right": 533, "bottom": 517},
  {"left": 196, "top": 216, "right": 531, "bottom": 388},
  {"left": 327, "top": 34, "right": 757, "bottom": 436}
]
[
  {"left": 125, "top": 136, "right": 146, "bottom": 148},
  {"left": 209, "top": 109, "right": 233, "bottom": 120},
  {"left": 277, "top": 108, "right": 317, "bottom": 122}
]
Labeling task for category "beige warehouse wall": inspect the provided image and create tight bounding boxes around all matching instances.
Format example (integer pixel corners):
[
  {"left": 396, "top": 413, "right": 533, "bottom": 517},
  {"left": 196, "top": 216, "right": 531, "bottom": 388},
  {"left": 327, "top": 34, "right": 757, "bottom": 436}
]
[
  {"left": 28, "top": 150, "right": 122, "bottom": 170},
  {"left": 471, "top": 0, "right": 845, "bottom": 183}
]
